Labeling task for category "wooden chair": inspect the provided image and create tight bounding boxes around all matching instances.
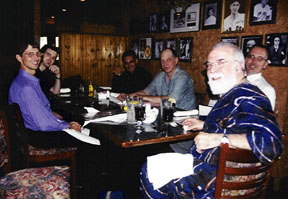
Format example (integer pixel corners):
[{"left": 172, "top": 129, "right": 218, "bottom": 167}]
[
  {"left": 9, "top": 103, "right": 77, "bottom": 198},
  {"left": 214, "top": 142, "right": 274, "bottom": 199},
  {"left": 0, "top": 110, "right": 71, "bottom": 198}
]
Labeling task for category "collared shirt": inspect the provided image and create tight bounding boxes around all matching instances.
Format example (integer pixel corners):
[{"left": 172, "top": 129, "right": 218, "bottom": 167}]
[
  {"left": 8, "top": 69, "right": 69, "bottom": 131},
  {"left": 247, "top": 73, "right": 276, "bottom": 110},
  {"left": 144, "top": 66, "right": 196, "bottom": 110}
]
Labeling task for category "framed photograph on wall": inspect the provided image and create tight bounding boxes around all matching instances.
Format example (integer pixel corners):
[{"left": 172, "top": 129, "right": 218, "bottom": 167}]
[
  {"left": 170, "top": 3, "right": 201, "bottom": 33},
  {"left": 158, "top": 12, "right": 170, "bottom": 32},
  {"left": 153, "top": 40, "right": 164, "bottom": 60},
  {"left": 202, "top": 0, "right": 222, "bottom": 30},
  {"left": 221, "top": 0, "right": 247, "bottom": 33},
  {"left": 130, "top": 39, "right": 139, "bottom": 57},
  {"left": 221, "top": 36, "right": 240, "bottom": 46},
  {"left": 178, "top": 37, "right": 193, "bottom": 62},
  {"left": 149, "top": 13, "right": 157, "bottom": 32},
  {"left": 139, "top": 37, "right": 153, "bottom": 60},
  {"left": 249, "top": 0, "right": 277, "bottom": 26},
  {"left": 241, "top": 35, "right": 263, "bottom": 57},
  {"left": 166, "top": 39, "right": 177, "bottom": 52},
  {"left": 265, "top": 33, "right": 288, "bottom": 66}
]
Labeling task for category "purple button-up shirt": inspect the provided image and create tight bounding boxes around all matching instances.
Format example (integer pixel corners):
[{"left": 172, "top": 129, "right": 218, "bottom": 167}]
[{"left": 8, "top": 69, "right": 69, "bottom": 131}]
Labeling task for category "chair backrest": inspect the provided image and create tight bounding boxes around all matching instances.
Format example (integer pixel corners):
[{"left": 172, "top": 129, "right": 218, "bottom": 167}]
[
  {"left": 214, "top": 142, "right": 273, "bottom": 199},
  {"left": 0, "top": 111, "right": 11, "bottom": 175}
]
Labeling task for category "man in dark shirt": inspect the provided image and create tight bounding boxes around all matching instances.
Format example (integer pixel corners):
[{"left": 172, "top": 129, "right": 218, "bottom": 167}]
[
  {"left": 111, "top": 50, "right": 152, "bottom": 94},
  {"left": 35, "top": 45, "right": 61, "bottom": 95}
]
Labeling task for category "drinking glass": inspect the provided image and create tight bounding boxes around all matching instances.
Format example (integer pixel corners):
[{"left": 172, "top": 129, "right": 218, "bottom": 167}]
[
  {"left": 135, "top": 103, "right": 146, "bottom": 134},
  {"left": 162, "top": 101, "right": 174, "bottom": 123}
]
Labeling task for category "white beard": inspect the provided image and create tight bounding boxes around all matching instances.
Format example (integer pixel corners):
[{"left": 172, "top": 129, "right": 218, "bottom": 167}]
[{"left": 208, "top": 72, "right": 237, "bottom": 95}]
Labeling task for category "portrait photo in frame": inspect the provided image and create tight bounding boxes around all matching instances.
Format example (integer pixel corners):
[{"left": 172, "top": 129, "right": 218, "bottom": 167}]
[
  {"left": 249, "top": 0, "right": 277, "bottom": 26},
  {"left": 158, "top": 12, "right": 170, "bottom": 32},
  {"left": 221, "top": 36, "right": 240, "bottom": 46},
  {"left": 241, "top": 35, "right": 263, "bottom": 57},
  {"left": 202, "top": 0, "right": 222, "bottom": 30},
  {"left": 178, "top": 37, "right": 193, "bottom": 62},
  {"left": 170, "top": 3, "right": 201, "bottom": 33},
  {"left": 166, "top": 39, "right": 177, "bottom": 52},
  {"left": 130, "top": 39, "right": 139, "bottom": 57},
  {"left": 265, "top": 33, "right": 288, "bottom": 66},
  {"left": 221, "top": 0, "right": 247, "bottom": 33},
  {"left": 138, "top": 37, "right": 153, "bottom": 60},
  {"left": 153, "top": 40, "right": 164, "bottom": 60},
  {"left": 149, "top": 13, "right": 157, "bottom": 32}
]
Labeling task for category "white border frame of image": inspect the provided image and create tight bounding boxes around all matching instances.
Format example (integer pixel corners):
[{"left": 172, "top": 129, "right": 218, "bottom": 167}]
[
  {"left": 138, "top": 37, "right": 153, "bottom": 60},
  {"left": 170, "top": 3, "right": 201, "bottom": 33}
]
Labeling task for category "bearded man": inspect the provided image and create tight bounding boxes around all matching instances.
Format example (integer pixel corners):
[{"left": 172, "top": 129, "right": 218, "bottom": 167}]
[{"left": 139, "top": 42, "right": 283, "bottom": 198}]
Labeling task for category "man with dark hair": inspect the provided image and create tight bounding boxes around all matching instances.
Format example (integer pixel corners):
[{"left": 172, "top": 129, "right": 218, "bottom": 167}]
[
  {"left": 129, "top": 48, "right": 196, "bottom": 111},
  {"left": 112, "top": 50, "right": 152, "bottom": 94},
  {"left": 246, "top": 44, "right": 276, "bottom": 110},
  {"left": 8, "top": 40, "right": 81, "bottom": 148},
  {"left": 35, "top": 44, "right": 61, "bottom": 95},
  {"left": 140, "top": 42, "right": 283, "bottom": 199}
]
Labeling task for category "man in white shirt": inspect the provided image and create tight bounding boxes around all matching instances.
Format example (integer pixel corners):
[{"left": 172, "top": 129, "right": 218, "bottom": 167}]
[
  {"left": 253, "top": 0, "right": 272, "bottom": 22},
  {"left": 245, "top": 44, "right": 276, "bottom": 110},
  {"left": 223, "top": 1, "right": 245, "bottom": 32}
]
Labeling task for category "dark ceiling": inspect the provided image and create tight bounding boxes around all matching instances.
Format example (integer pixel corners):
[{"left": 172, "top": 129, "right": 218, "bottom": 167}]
[{"left": 40, "top": 0, "right": 131, "bottom": 34}]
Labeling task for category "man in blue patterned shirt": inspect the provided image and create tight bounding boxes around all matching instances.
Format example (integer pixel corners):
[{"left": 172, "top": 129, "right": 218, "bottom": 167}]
[{"left": 140, "top": 42, "right": 283, "bottom": 198}]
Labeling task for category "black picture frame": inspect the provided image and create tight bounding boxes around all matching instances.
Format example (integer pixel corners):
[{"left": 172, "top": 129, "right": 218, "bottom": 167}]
[
  {"left": 265, "top": 33, "right": 288, "bottom": 66},
  {"left": 202, "top": 0, "right": 222, "bottom": 30},
  {"left": 241, "top": 35, "right": 263, "bottom": 57},
  {"left": 149, "top": 13, "right": 157, "bottom": 32},
  {"left": 166, "top": 39, "right": 177, "bottom": 52},
  {"left": 249, "top": 0, "right": 277, "bottom": 26},
  {"left": 158, "top": 12, "right": 170, "bottom": 32},
  {"left": 221, "top": 0, "right": 247, "bottom": 33},
  {"left": 221, "top": 36, "right": 240, "bottom": 46},
  {"left": 170, "top": 3, "right": 201, "bottom": 33},
  {"left": 139, "top": 37, "right": 153, "bottom": 60},
  {"left": 178, "top": 37, "right": 193, "bottom": 62},
  {"left": 153, "top": 40, "right": 164, "bottom": 60}
]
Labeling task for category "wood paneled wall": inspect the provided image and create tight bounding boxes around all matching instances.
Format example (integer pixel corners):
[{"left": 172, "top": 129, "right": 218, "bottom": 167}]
[{"left": 60, "top": 33, "right": 128, "bottom": 86}]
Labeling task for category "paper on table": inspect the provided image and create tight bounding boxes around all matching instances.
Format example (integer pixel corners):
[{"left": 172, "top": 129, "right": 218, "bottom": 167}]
[
  {"left": 110, "top": 92, "right": 120, "bottom": 98},
  {"left": 173, "top": 109, "right": 199, "bottom": 117},
  {"left": 83, "top": 113, "right": 127, "bottom": 127},
  {"left": 143, "top": 108, "right": 159, "bottom": 124},
  {"left": 84, "top": 107, "right": 100, "bottom": 118},
  {"left": 199, "top": 105, "right": 212, "bottom": 116},
  {"left": 63, "top": 128, "right": 100, "bottom": 145},
  {"left": 147, "top": 153, "right": 194, "bottom": 190},
  {"left": 109, "top": 96, "right": 123, "bottom": 105},
  {"left": 60, "top": 88, "right": 71, "bottom": 93}
]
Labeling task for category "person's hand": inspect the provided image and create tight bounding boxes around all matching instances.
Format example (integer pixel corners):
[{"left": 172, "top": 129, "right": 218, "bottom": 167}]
[
  {"left": 69, "top": 121, "right": 81, "bottom": 132},
  {"left": 182, "top": 118, "right": 204, "bottom": 131},
  {"left": 194, "top": 132, "right": 222, "bottom": 153},
  {"left": 117, "top": 93, "right": 126, "bottom": 101},
  {"left": 49, "top": 65, "right": 60, "bottom": 78},
  {"left": 113, "top": 66, "right": 123, "bottom": 76}
]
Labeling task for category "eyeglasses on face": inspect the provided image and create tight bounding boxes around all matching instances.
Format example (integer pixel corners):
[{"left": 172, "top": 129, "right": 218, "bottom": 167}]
[
  {"left": 247, "top": 54, "right": 267, "bottom": 62},
  {"left": 123, "top": 60, "right": 135, "bottom": 66},
  {"left": 205, "top": 59, "right": 229, "bottom": 70},
  {"left": 24, "top": 52, "right": 42, "bottom": 58}
]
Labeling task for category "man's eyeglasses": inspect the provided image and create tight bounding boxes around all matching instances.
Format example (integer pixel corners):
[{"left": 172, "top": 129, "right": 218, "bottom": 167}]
[
  {"left": 246, "top": 55, "right": 267, "bottom": 62},
  {"left": 123, "top": 60, "right": 135, "bottom": 66},
  {"left": 24, "top": 52, "right": 42, "bottom": 58},
  {"left": 205, "top": 59, "right": 229, "bottom": 70}
]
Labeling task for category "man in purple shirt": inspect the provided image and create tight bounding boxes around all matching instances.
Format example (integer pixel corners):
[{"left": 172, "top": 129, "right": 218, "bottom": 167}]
[{"left": 8, "top": 40, "right": 81, "bottom": 148}]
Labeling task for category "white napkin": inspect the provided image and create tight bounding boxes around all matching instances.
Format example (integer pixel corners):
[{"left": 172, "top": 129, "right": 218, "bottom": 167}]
[
  {"left": 84, "top": 107, "right": 100, "bottom": 118},
  {"left": 60, "top": 88, "right": 71, "bottom": 93},
  {"left": 98, "top": 92, "right": 108, "bottom": 100},
  {"left": 110, "top": 92, "right": 120, "bottom": 98},
  {"left": 143, "top": 108, "right": 159, "bottom": 124},
  {"left": 109, "top": 96, "right": 123, "bottom": 105},
  {"left": 83, "top": 113, "right": 127, "bottom": 127},
  {"left": 199, "top": 105, "right": 212, "bottom": 116},
  {"left": 63, "top": 128, "right": 100, "bottom": 145},
  {"left": 99, "top": 86, "right": 111, "bottom": 90},
  {"left": 173, "top": 109, "right": 199, "bottom": 117},
  {"left": 147, "top": 153, "right": 194, "bottom": 189}
]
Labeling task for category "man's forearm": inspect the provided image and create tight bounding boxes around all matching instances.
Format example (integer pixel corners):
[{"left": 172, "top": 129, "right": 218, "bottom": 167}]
[{"left": 50, "top": 79, "right": 61, "bottom": 95}]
